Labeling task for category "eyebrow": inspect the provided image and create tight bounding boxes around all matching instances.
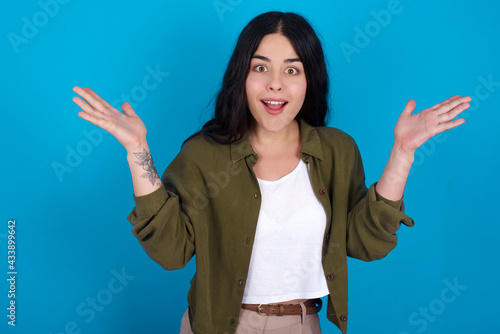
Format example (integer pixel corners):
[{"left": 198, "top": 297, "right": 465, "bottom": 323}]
[{"left": 251, "top": 54, "right": 301, "bottom": 63}]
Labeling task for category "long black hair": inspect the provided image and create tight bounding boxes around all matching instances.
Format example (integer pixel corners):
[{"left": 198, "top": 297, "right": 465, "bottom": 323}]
[{"left": 184, "top": 11, "right": 330, "bottom": 145}]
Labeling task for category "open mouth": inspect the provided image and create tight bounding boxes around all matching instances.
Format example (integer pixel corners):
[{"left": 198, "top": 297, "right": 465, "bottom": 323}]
[{"left": 261, "top": 100, "right": 288, "bottom": 115}]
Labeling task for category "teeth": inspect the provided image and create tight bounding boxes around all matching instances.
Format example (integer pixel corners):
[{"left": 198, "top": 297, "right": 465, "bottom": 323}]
[{"left": 263, "top": 101, "right": 286, "bottom": 105}]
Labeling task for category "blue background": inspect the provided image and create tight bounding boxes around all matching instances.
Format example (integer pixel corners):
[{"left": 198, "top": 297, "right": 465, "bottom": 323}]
[{"left": 1, "top": 0, "right": 499, "bottom": 333}]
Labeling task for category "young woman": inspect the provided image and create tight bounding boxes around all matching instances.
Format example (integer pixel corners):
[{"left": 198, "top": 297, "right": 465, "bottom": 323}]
[{"left": 72, "top": 11, "right": 471, "bottom": 334}]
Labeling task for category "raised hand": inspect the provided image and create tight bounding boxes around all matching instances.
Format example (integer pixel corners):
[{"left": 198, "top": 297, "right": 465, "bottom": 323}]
[
  {"left": 73, "top": 86, "right": 162, "bottom": 195},
  {"left": 72, "top": 86, "right": 147, "bottom": 152},
  {"left": 376, "top": 95, "right": 471, "bottom": 201},
  {"left": 393, "top": 95, "right": 471, "bottom": 155}
]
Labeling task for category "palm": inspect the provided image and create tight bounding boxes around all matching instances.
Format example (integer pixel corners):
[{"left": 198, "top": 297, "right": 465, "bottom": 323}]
[
  {"left": 72, "top": 87, "right": 147, "bottom": 151},
  {"left": 394, "top": 95, "right": 471, "bottom": 154}
]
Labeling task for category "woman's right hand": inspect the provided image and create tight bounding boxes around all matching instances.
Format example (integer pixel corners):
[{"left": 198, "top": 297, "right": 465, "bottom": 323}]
[{"left": 72, "top": 86, "right": 147, "bottom": 152}]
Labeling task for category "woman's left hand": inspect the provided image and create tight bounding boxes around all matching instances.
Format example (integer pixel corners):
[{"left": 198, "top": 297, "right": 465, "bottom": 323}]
[{"left": 393, "top": 95, "right": 471, "bottom": 155}]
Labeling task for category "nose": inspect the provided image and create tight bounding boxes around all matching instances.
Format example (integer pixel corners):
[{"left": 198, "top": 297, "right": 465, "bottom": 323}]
[{"left": 268, "top": 72, "right": 282, "bottom": 92}]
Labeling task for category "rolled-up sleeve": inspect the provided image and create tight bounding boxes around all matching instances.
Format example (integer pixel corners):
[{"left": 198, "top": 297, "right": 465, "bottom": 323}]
[
  {"left": 346, "top": 141, "right": 414, "bottom": 262},
  {"left": 127, "top": 144, "right": 199, "bottom": 271}
]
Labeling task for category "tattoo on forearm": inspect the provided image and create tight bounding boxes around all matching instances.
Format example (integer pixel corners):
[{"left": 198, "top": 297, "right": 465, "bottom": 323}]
[{"left": 133, "top": 148, "right": 160, "bottom": 186}]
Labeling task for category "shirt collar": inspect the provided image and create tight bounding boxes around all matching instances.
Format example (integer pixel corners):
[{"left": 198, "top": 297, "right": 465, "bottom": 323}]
[{"left": 230, "top": 118, "right": 324, "bottom": 163}]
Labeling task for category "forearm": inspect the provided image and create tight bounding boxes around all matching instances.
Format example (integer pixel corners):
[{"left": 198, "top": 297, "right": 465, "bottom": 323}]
[
  {"left": 375, "top": 143, "right": 415, "bottom": 201},
  {"left": 126, "top": 142, "right": 162, "bottom": 197}
]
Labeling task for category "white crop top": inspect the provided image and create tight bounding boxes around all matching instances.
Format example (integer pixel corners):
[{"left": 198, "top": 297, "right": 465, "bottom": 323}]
[{"left": 241, "top": 159, "right": 330, "bottom": 304}]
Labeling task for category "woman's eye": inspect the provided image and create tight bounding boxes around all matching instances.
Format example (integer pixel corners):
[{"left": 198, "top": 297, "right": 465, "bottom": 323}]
[
  {"left": 286, "top": 67, "right": 299, "bottom": 75},
  {"left": 255, "top": 65, "right": 267, "bottom": 72}
]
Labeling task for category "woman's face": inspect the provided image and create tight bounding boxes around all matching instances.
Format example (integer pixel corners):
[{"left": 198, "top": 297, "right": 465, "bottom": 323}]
[{"left": 246, "top": 33, "right": 307, "bottom": 137}]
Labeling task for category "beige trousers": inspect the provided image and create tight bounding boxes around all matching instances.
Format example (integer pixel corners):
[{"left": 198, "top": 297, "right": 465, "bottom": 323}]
[{"left": 179, "top": 303, "right": 322, "bottom": 334}]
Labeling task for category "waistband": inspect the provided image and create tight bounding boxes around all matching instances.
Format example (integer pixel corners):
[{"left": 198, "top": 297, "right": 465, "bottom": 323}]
[{"left": 241, "top": 298, "right": 322, "bottom": 316}]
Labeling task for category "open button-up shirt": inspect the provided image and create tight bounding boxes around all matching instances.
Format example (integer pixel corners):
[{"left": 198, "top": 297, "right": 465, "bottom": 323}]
[{"left": 128, "top": 118, "right": 414, "bottom": 334}]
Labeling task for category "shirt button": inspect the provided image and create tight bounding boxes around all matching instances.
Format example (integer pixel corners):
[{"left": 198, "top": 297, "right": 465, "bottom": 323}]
[
  {"left": 254, "top": 193, "right": 258, "bottom": 198},
  {"left": 340, "top": 315, "right": 347, "bottom": 322},
  {"left": 230, "top": 318, "right": 237, "bottom": 325},
  {"left": 319, "top": 188, "right": 326, "bottom": 195},
  {"left": 238, "top": 280, "right": 243, "bottom": 286},
  {"left": 327, "top": 274, "right": 335, "bottom": 281},
  {"left": 245, "top": 237, "right": 251, "bottom": 244},
  {"left": 301, "top": 152, "right": 309, "bottom": 158}
]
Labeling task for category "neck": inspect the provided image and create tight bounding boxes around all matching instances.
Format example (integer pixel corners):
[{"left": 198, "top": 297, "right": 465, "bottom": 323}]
[{"left": 249, "top": 119, "right": 301, "bottom": 148}]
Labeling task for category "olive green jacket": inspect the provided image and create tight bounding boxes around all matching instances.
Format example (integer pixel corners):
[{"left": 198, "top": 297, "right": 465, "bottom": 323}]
[{"left": 127, "top": 118, "right": 414, "bottom": 334}]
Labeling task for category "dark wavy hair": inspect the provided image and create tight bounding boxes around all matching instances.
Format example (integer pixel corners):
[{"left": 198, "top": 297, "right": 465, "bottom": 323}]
[{"left": 184, "top": 11, "right": 330, "bottom": 145}]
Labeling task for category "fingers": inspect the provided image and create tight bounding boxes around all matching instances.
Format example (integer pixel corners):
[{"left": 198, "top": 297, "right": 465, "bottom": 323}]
[
  {"left": 83, "top": 87, "right": 115, "bottom": 112},
  {"left": 72, "top": 86, "right": 107, "bottom": 112},
  {"left": 73, "top": 95, "right": 102, "bottom": 117},
  {"left": 437, "top": 118, "right": 465, "bottom": 133},
  {"left": 77, "top": 110, "right": 109, "bottom": 131},
  {"left": 401, "top": 99, "right": 416, "bottom": 116},
  {"left": 435, "top": 96, "right": 471, "bottom": 115},
  {"left": 121, "top": 102, "right": 137, "bottom": 117},
  {"left": 431, "top": 96, "right": 470, "bottom": 135},
  {"left": 438, "top": 101, "right": 470, "bottom": 123},
  {"left": 432, "top": 95, "right": 462, "bottom": 110}
]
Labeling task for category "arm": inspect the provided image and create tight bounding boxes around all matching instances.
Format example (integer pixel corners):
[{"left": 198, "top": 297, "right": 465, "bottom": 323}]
[
  {"left": 127, "top": 147, "right": 198, "bottom": 270},
  {"left": 345, "top": 95, "right": 471, "bottom": 261},
  {"left": 72, "top": 86, "right": 195, "bottom": 269},
  {"left": 72, "top": 86, "right": 161, "bottom": 197},
  {"left": 346, "top": 140, "right": 413, "bottom": 261},
  {"left": 376, "top": 95, "right": 471, "bottom": 201}
]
